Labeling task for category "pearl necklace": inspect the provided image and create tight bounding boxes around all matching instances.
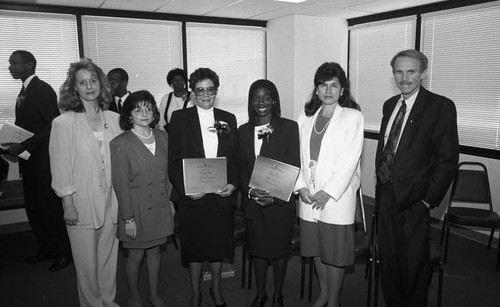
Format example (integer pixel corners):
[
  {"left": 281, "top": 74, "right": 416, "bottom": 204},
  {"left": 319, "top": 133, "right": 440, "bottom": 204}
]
[
  {"left": 131, "top": 128, "right": 153, "bottom": 139},
  {"left": 313, "top": 116, "right": 333, "bottom": 134}
]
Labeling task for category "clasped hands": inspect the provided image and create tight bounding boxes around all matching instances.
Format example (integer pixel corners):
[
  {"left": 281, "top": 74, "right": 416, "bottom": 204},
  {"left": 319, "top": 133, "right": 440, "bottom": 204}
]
[
  {"left": 187, "top": 183, "right": 236, "bottom": 200},
  {"left": 249, "top": 188, "right": 275, "bottom": 207},
  {"left": 298, "top": 188, "right": 331, "bottom": 210}
]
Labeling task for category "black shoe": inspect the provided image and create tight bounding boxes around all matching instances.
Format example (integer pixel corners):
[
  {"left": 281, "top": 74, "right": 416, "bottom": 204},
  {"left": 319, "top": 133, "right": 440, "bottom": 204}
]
[
  {"left": 250, "top": 294, "right": 267, "bottom": 307},
  {"left": 25, "top": 252, "right": 54, "bottom": 264},
  {"left": 48, "top": 256, "right": 71, "bottom": 272},
  {"left": 209, "top": 287, "right": 227, "bottom": 307},
  {"left": 272, "top": 295, "right": 284, "bottom": 307}
]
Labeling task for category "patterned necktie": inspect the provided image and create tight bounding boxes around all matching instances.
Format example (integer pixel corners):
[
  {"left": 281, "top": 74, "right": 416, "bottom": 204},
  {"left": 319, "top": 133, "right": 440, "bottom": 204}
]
[
  {"left": 377, "top": 100, "right": 407, "bottom": 184},
  {"left": 16, "top": 85, "right": 26, "bottom": 110},
  {"left": 117, "top": 98, "right": 122, "bottom": 113}
]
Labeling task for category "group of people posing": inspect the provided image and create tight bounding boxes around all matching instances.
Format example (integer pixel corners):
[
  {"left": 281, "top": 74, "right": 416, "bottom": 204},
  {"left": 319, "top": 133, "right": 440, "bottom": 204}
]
[{"left": 6, "top": 48, "right": 459, "bottom": 307}]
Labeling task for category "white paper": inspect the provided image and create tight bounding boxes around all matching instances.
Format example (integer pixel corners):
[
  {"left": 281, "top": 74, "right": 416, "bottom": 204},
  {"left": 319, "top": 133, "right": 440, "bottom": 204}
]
[{"left": 0, "top": 122, "right": 34, "bottom": 160}]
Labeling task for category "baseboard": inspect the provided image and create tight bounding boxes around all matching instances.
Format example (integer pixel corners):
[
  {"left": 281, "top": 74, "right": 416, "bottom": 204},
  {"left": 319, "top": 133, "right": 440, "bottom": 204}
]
[{"left": 0, "top": 221, "right": 30, "bottom": 235}]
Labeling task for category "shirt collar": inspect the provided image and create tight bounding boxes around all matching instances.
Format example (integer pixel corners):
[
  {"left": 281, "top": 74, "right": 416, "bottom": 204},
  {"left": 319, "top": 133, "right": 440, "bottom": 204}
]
[{"left": 23, "top": 74, "right": 36, "bottom": 88}]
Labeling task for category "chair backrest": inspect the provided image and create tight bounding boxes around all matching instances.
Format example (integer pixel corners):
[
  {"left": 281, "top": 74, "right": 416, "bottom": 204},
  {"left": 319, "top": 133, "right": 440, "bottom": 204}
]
[
  {"left": 354, "top": 187, "right": 367, "bottom": 233},
  {"left": 449, "top": 162, "right": 493, "bottom": 210}
]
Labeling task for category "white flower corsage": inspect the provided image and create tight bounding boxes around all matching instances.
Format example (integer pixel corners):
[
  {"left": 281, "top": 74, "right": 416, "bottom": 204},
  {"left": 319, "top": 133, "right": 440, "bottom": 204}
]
[
  {"left": 257, "top": 124, "right": 274, "bottom": 143},
  {"left": 208, "top": 120, "right": 231, "bottom": 134}
]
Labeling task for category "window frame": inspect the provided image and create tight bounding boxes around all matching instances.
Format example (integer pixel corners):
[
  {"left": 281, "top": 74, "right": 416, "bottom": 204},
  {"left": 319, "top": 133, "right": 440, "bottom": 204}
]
[{"left": 347, "top": 0, "right": 500, "bottom": 159}]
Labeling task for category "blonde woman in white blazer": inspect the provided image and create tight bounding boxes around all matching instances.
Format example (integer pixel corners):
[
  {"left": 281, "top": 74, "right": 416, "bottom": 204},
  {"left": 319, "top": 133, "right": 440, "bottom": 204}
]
[
  {"left": 49, "top": 58, "right": 122, "bottom": 307},
  {"left": 295, "top": 62, "right": 364, "bottom": 307}
]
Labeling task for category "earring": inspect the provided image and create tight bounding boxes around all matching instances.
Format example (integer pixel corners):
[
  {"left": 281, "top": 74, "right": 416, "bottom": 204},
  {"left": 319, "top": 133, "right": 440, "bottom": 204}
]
[{"left": 128, "top": 118, "right": 133, "bottom": 124}]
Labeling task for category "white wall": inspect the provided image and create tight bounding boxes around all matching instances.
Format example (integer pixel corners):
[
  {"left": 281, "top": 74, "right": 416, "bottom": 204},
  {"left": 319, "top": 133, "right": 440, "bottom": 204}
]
[{"left": 267, "top": 15, "right": 348, "bottom": 121}]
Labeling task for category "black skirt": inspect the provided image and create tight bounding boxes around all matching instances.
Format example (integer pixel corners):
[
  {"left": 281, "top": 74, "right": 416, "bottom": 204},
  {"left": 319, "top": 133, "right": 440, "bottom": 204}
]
[
  {"left": 178, "top": 194, "right": 234, "bottom": 265},
  {"left": 245, "top": 203, "right": 295, "bottom": 259}
]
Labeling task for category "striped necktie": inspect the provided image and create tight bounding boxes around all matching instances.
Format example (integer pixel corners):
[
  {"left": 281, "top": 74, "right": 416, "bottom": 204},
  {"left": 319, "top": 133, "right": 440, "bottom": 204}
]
[{"left": 377, "top": 100, "right": 407, "bottom": 184}]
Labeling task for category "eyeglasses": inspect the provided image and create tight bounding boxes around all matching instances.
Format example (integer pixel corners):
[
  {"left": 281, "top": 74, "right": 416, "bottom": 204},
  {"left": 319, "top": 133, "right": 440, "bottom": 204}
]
[
  {"left": 251, "top": 95, "right": 273, "bottom": 104},
  {"left": 132, "top": 107, "right": 154, "bottom": 115},
  {"left": 194, "top": 87, "right": 217, "bottom": 97}
]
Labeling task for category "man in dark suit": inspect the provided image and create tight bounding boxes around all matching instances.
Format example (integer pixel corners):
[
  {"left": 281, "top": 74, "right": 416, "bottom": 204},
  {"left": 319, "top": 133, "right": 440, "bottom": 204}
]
[
  {"left": 375, "top": 49, "right": 459, "bottom": 307},
  {"left": 107, "top": 68, "right": 130, "bottom": 113},
  {"left": 5, "top": 50, "right": 71, "bottom": 271}
]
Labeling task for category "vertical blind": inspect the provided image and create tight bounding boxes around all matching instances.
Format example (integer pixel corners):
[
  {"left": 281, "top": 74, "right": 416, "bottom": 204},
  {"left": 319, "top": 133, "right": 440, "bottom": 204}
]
[
  {"left": 421, "top": 2, "right": 500, "bottom": 150},
  {"left": 349, "top": 17, "right": 416, "bottom": 132},
  {"left": 82, "top": 16, "right": 183, "bottom": 103},
  {"left": 186, "top": 23, "right": 266, "bottom": 126},
  {"left": 0, "top": 10, "right": 79, "bottom": 127}
]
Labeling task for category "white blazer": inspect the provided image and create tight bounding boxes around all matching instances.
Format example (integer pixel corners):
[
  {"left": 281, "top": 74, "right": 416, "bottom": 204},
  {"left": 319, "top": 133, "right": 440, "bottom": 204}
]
[
  {"left": 49, "top": 110, "right": 122, "bottom": 229},
  {"left": 295, "top": 106, "right": 364, "bottom": 225}
]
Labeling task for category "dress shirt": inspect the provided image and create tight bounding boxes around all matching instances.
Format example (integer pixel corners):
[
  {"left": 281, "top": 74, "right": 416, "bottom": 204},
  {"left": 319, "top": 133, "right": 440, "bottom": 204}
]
[
  {"left": 383, "top": 89, "right": 419, "bottom": 150},
  {"left": 197, "top": 106, "right": 218, "bottom": 158}
]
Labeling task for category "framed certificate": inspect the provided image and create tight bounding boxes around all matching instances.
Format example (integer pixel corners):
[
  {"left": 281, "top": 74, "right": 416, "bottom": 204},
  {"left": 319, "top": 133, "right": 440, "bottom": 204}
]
[
  {"left": 183, "top": 158, "right": 227, "bottom": 195},
  {"left": 249, "top": 155, "right": 300, "bottom": 202}
]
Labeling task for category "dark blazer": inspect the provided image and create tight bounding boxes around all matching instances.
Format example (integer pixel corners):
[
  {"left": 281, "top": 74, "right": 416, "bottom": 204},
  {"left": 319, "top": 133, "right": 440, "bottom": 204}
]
[
  {"left": 168, "top": 107, "right": 238, "bottom": 208},
  {"left": 111, "top": 129, "right": 174, "bottom": 243},
  {"left": 108, "top": 91, "right": 131, "bottom": 113},
  {"left": 237, "top": 117, "right": 300, "bottom": 219},
  {"left": 375, "top": 86, "right": 459, "bottom": 212},
  {"left": 16, "top": 76, "right": 60, "bottom": 176}
]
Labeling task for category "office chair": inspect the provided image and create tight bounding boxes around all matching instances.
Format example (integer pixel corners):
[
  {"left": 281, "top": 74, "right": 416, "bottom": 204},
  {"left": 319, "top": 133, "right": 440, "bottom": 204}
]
[{"left": 440, "top": 162, "right": 500, "bottom": 271}]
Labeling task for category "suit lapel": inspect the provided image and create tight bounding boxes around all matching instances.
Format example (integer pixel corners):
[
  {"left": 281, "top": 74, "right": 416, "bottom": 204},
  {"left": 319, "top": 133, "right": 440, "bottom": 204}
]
[
  {"left": 214, "top": 108, "right": 227, "bottom": 157},
  {"left": 395, "top": 87, "right": 427, "bottom": 158},
  {"left": 190, "top": 107, "right": 206, "bottom": 157}
]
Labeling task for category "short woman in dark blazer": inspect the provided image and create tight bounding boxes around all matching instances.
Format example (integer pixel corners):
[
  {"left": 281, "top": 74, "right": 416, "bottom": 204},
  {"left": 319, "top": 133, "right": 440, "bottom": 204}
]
[
  {"left": 168, "top": 68, "right": 238, "bottom": 307},
  {"left": 110, "top": 90, "right": 173, "bottom": 307},
  {"left": 238, "top": 80, "right": 300, "bottom": 307}
]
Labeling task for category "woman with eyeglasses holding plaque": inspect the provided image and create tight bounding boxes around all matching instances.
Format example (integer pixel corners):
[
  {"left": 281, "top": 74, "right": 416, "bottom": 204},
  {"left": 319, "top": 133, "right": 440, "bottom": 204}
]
[
  {"left": 168, "top": 68, "right": 238, "bottom": 307},
  {"left": 237, "top": 80, "right": 300, "bottom": 307},
  {"left": 110, "top": 90, "right": 173, "bottom": 307},
  {"left": 295, "top": 62, "right": 363, "bottom": 307}
]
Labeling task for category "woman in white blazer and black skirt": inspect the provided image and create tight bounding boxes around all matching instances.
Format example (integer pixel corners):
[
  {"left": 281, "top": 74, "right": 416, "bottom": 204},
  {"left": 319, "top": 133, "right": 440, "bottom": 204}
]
[{"left": 295, "top": 62, "right": 364, "bottom": 307}]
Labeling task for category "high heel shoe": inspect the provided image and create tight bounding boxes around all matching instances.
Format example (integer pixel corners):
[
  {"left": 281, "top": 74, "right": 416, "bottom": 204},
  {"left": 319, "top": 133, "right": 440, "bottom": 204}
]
[
  {"left": 209, "top": 287, "right": 227, "bottom": 307},
  {"left": 272, "top": 295, "right": 284, "bottom": 307},
  {"left": 249, "top": 293, "right": 267, "bottom": 307}
]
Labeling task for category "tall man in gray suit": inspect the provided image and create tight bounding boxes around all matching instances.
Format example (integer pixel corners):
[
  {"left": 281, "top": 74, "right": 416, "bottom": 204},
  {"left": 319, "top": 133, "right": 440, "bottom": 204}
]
[
  {"left": 5, "top": 50, "right": 71, "bottom": 271},
  {"left": 375, "top": 49, "right": 459, "bottom": 306}
]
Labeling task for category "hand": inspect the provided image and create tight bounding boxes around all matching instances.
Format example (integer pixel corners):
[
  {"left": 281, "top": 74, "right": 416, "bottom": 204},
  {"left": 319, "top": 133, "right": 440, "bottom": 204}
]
[
  {"left": 1, "top": 142, "right": 24, "bottom": 157},
  {"left": 125, "top": 220, "right": 137, "bottom": 240},
  {"left": 216, "top": 184, "right": 236, "bottom": 198},
  {"left": 63, "top": 204, "right": 78, "bottom": 226},
  {"left": 298, "top": 187, "right": 314, "bottom": 204},
  {"left": 312, "top": 190, "right": 332, "bottom": 210},
  {"left": 249, "top": 188, "right": 274, "bottom": 207},
  {"left": 188, "top": 192, "right": 205, "bottom": 200}
]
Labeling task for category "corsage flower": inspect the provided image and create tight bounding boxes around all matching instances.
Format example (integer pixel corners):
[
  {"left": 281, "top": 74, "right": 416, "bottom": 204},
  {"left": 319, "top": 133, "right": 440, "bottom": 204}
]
[
  {"left": 257, "top": 124, "right": 274, "bottom": 143},
  {"left": 208, "top": 120, "right": 231, "bottom": 134}
]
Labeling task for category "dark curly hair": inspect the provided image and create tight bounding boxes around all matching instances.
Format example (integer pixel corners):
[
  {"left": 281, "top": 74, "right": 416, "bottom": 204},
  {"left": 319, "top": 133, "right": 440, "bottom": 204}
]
[
  {"left": 59, "top": 58, "right": 111, "bottom": 112},
  {"left": 189, "top": 67, "right": 220, "bottom": 90},
  {"left": 247, "top": 79, "right": 281, "bottom": 125},
  {"left": 304, "top": 62, "right": 360, "bottom": 117},
  {"left": 119, "top": 90, "right": 160, "bottom": 130},
  {"left": 166, "top": 68, "right": 188, "bottom": 86}
]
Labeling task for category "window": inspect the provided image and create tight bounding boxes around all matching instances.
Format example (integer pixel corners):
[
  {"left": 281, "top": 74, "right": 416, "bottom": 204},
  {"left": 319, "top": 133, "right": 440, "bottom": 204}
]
[
  {"left": 82, "top": 16, "right": 183, "bottom": 103},
  {"left": 421, "top": 2, "right": 500, "bottom": 150},
  {"left": 186, "top": 23, "right": 266, "bottom": 126},
  {"left": 0, "top": 10, "right": 79, "bottom": 127},
  {"left": 349, "top": 17, "right": 416, "bottom": 132}
]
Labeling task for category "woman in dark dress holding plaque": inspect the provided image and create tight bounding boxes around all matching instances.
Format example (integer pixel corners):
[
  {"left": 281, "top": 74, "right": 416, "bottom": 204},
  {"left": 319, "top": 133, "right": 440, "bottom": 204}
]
[
  {"left": 168, "top": 67, "right": 238, "bottom": 307},
  {"left": 237, "top": 80, "right": 300, "bottom": 307}
]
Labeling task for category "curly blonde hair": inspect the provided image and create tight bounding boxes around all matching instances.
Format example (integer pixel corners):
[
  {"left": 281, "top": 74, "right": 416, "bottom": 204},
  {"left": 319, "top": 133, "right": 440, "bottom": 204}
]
[{"left": 59, "top": 58, "right": 112, "bottom": 112}]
